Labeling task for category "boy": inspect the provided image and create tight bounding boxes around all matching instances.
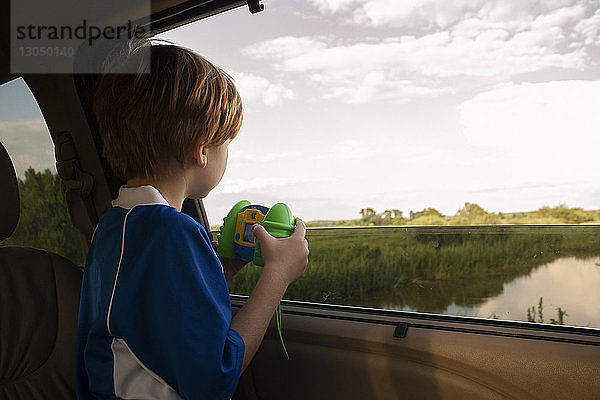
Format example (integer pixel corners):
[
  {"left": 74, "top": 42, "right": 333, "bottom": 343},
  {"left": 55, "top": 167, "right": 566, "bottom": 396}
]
[{"left": 75, "top": 39, "right": 309, "bottom": 399}]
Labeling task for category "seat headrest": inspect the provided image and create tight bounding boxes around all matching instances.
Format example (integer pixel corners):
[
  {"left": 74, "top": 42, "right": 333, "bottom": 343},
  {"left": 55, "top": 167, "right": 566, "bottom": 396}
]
[{"left": 0, "top": 142, "right": 20, "bottom": 241}]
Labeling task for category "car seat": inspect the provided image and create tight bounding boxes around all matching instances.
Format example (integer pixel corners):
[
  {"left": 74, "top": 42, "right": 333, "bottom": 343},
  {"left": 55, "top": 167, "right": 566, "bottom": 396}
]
[{"left": 0, "top": 141, "right": 82, "bottom": 399}]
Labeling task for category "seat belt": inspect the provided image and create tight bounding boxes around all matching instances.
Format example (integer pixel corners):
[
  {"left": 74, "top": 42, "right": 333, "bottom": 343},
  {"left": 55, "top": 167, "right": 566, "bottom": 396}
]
[{"left": 54, "top": 131, "right": 97, "bottom": 244}]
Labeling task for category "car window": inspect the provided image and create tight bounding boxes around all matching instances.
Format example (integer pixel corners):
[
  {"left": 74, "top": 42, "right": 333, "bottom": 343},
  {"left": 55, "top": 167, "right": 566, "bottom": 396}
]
[
  {"left": 157, "top": 1, "right": 600, "bottom": 329},
  {"left": 0, "top": 77, "right": 84, "bottom": 266}
]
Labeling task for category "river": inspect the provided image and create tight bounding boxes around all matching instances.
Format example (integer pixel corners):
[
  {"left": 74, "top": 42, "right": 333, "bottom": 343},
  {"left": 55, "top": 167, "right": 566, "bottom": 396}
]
[{"left": 376, "top": 256, "right": 600, "bottom": 328}]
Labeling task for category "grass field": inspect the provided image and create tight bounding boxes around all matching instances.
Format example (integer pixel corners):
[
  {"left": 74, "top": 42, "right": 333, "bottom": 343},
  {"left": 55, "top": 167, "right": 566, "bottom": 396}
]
[{"left": 223, "top": 225, "right": 600, "bottom": 313}]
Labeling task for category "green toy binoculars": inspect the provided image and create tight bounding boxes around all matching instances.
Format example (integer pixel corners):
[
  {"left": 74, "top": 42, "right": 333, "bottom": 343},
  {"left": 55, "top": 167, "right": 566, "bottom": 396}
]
[{"left": 216, "top": 200, "right": 296, "bottom": 266}]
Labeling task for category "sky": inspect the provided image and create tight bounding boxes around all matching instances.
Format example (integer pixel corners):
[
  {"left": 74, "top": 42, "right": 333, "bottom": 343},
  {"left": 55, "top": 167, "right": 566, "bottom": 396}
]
[{"left": 1, "top": 0, "right": 600, "bottom": 224}]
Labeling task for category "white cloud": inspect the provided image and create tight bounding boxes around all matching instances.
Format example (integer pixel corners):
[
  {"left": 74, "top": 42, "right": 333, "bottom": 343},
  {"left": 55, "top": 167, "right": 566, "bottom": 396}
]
[
  {"left": 353, "top": 0, "right": 477, "bottom": 29},
  {"left": 243, "top": 28, "right": 586, "bottom": 103},
  {"left": 531, "top": 4, "right": 586, "bottom": 30},
  {"left": 458, "top": 80, "right": 600, "bottom": 151},
  {"left": 574, "top": 8, "right": 600, "bottom": 46},
  {"left": 228, "top": 70, "right": 294, "bottom": 106},
  {"left": 228, "top": 150, "right": 302, "bottom": 165},
  {"left": 241, "top": 36, "right": 327, "bottom": 59},
  {"left": 242, "top": 2, "right": 600, "bottom": 105},
  {"left": 0, "top": 118, "right": 55, "bottom": 177},
  {"left": 317, "top": 139, "right": 377, "bottom": 160},
  {"left": 308, "top": 0, "right": 360, "bottom": 14},
  {"left": 212, "top": 176, "right": 310, "bottom": 194},
  {"left": 311, "top": 0, "right": 597, "bottom": 33}
]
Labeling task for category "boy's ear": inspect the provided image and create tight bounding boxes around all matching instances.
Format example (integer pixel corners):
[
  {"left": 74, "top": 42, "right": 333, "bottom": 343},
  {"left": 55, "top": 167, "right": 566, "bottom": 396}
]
[{"left": 192, "top": 140, "right": 208, "bottom": 168}]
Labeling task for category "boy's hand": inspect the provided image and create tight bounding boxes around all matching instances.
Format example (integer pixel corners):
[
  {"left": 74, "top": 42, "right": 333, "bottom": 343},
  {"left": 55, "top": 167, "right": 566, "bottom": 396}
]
[{"left": 251, "top": 218, "right": 309, "bottom": 288}]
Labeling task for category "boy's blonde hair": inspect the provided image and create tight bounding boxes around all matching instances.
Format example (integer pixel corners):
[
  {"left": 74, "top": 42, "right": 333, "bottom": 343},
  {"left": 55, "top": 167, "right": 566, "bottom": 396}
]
[{"left": 92, "top": 39, "right": 242, "bottom": 180}]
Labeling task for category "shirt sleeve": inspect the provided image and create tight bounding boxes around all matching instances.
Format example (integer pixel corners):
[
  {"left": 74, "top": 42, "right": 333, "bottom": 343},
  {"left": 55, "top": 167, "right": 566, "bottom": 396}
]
[{"left": 111, "top": 209, "right": 245, "bottom": 400}]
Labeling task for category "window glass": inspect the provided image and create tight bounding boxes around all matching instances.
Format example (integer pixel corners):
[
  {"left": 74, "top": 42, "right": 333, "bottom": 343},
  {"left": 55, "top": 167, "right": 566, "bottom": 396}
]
[
  {"left": 0, "top": 77, "right": 84, "bottom": 265},
  {"left": 158, "top": 1, "right": 600, "bottom": 329}
]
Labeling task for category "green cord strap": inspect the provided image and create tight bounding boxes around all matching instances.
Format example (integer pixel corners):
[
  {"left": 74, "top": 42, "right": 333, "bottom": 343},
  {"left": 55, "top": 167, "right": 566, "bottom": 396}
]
[{"left": 275, "top": 302, "right": 289, "bottom": 359}]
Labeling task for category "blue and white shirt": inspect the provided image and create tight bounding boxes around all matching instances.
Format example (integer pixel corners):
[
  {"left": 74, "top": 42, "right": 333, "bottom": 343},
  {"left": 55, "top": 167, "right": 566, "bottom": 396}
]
[{"left": 75, "top": 185, "right": 245, "bottom": 399}]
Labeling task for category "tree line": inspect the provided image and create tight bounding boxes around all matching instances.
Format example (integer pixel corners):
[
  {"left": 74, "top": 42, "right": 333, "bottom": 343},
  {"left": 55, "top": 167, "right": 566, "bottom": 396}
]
[
  {"left": 306, "top": 203, "right": 600, "bottom": 227},
  {"left": 0, "top": 167, "right": 84, "bottom": 265}
]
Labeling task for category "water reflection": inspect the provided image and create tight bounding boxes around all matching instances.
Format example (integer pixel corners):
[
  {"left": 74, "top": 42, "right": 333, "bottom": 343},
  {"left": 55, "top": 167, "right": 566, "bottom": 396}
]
[{"left": 379, "top": 256, "right": 600, "bottom": 328}]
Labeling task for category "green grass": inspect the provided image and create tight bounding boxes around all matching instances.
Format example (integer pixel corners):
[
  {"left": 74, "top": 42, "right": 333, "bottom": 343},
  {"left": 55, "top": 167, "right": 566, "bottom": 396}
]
[{"left": 225, "top": 226, "right": 600, "bottom": 313}]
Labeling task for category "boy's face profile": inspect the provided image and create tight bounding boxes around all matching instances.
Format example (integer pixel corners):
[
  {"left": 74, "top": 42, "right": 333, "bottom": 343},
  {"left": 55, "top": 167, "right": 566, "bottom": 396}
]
[{"left": 187, "top": 138, "right": 232, "bottom": 199}]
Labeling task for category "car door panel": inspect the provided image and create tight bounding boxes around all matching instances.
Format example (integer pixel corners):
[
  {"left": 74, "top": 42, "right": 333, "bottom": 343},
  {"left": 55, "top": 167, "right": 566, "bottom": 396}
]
[{"left": 232, "top": 297, "right": 600, "bottom": 400}]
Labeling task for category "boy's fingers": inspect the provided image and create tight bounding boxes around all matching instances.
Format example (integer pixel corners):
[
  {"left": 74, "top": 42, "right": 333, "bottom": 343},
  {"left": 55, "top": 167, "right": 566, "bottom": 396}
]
[
  {"left": 252, "top": 224, "right": 270, "bottom": 242},
  {"left": 291, "top": 218, "right": 306, "bottom": 238}
]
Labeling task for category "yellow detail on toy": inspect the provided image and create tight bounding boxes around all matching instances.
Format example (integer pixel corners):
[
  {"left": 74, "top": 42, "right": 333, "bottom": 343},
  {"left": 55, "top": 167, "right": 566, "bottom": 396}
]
[{"left": 234, "top": 208, "right": 266, "bottom": 247}]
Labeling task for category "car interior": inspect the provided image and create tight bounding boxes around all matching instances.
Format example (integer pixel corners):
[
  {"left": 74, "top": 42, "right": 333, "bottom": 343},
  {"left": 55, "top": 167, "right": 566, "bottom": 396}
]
[{"left": 1, "top": 1, "right": 599, "bottom": 399}]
